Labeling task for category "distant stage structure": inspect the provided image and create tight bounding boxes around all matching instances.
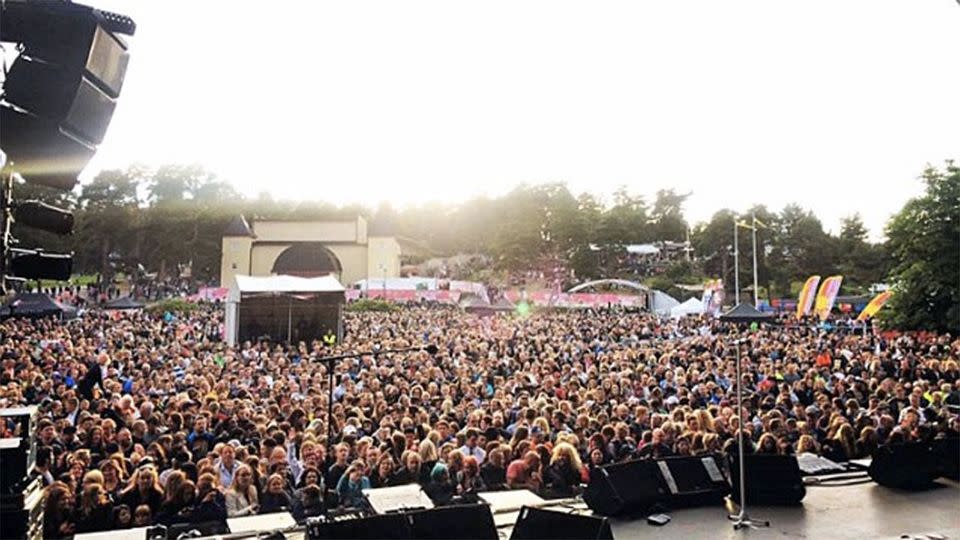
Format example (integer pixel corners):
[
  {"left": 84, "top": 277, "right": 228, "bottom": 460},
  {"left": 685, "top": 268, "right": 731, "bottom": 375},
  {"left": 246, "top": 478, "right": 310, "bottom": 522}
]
[{"left": 220, "top": 215, "right": 402, "bottom": 287}]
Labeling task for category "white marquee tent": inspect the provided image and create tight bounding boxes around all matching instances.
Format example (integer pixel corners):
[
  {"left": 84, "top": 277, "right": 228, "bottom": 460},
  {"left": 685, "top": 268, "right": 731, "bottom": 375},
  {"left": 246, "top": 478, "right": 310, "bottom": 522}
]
[{"left": 670, "top": 297, "right": 705, "bottom": 318}]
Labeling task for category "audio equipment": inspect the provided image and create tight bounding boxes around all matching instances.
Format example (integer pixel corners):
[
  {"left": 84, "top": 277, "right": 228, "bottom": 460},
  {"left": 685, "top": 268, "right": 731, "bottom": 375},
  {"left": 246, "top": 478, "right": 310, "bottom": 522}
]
[
  {"left": 728, "top": 454, "right": 806, "bottom": 505},
  {"left": 869, "top": 442, "right": 940, "bottom": 490},
  {"left": 583, "top": 458, "right": 667, "bottom": 516},
  {"left": 407, "top": 504, "right": 498, "bottom": 540},
  {"left": 509, "top": 506, "right": 614, "bottom": 540},
  {"left": 657, "top": 455, "right": 730, "bottom": 507}
]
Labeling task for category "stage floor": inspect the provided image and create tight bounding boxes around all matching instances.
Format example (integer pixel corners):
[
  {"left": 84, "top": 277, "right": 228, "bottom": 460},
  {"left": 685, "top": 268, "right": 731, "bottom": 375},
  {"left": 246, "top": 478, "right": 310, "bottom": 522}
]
[{"left": 597, "top": 479, "right": 960, "bottom": 540}]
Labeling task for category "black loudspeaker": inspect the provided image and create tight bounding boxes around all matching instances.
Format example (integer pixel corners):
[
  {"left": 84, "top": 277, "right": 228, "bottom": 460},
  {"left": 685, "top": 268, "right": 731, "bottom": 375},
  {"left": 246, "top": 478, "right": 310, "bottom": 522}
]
[
  {"left": 869, "top": 443, "right": 940, "bottom": 490},
  {"left": 584, "top": 459, "right": 668, "bottom": 516},
  {"left": 509, "top": 506, "right": 614, "bottom": 540},
  {"left": 407, "top": 505, "right": 498, "bottom": 540},
  {"left": 932, "top": 437, "right": 960, "bottom": 481},
  {"left": 310, "top": 513, "right": 412, "bottom": 539},
  {"left": 657, "top": 455, "right": 730, "bottom": 507},
  {"left": 728, "top": 454, "right": 806, "bottom": 505}
]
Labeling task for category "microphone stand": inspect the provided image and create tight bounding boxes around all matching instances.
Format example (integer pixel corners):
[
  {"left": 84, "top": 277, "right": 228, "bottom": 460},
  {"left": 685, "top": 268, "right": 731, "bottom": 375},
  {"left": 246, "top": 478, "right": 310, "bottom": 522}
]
[
  {"left": 727, "top": 337, "right": 770, "bottom": 530},
  {"left": 316, "top": 344, "right": 438, "bottom": 467}
]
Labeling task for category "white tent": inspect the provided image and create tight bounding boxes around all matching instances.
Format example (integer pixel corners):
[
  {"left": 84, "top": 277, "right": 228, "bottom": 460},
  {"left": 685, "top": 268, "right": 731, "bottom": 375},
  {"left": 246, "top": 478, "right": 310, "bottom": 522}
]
[
  {"left": 670, "top": 297, "right": 705, "bottom": 318},
  {"left": 650, "top": 290, "right": 680, "bottom": 316},
  {"left": 226, "top": 275, "right": 345, "bottom": 345}
]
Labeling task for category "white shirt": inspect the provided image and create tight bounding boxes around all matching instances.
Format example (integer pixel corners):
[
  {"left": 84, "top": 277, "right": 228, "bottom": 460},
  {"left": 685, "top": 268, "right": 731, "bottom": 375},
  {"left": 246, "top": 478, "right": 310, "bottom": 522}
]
[{"left": 459, "top": 444, "right": 486, "bottom": 464}]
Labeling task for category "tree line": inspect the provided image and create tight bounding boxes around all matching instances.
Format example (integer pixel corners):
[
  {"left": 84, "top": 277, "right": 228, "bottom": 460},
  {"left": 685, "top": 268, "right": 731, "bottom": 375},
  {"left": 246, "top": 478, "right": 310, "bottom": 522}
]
[{"left": 11, "top": 160, "right": 957, "bottom": 331}]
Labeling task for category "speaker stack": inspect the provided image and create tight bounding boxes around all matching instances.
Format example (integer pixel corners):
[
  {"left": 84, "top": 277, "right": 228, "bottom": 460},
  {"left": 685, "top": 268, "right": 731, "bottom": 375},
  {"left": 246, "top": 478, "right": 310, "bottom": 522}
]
[
  {"left": 509, "top": 506, "right": 613, "bottom": 540},
  {"left": 727, "top": 454, "right": 806, "bottom": 505},
  {"left": 0, "top": 406, "right": 43, "bottom": 540},
  {"left": 584, "top": 455, "right": 729, "bottom": 516},
  {"left": 869, "top": 438, "right": 960, "bottom": 490}
]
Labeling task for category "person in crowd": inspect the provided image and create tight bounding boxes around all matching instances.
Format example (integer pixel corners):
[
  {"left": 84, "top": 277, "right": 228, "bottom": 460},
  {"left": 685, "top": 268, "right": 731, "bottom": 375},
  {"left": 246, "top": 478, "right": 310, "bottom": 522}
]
[
  {"left": 545, "top": 443, "right": 587, "bottom": 496},
  {"left": 119, "top": 467, "right": 164, "bottom": 517},
  {"left": 336, "top": 461, "right": 371, "bottom": 508},
  {"left": 370, "top": 455, "right": 398, "bottom": 488},
  {"left": 456, "top": 456, "right": 486, "bottom": 495},
  {"left": 259, "top": 473, "right": 293, "bottom": 514},
  {"left": 75, "top": 484, "right": 113, "bottom": 533},
  {"left": 480, "top": 447, "right": 508, "bottom": 490},
  {"left": 225, "top": 464, "right": 259, "bottom": 517},
  {"left": 1, "top": 304, "right": 955, "bottom": 533},
  {"left": 43, "top": 482, "right": 75, "bottom": 539},
  {"left": 424, "top": 462, "right": 456, "bottom": 505},
  {"left": 507, "top": 451, "right": 543, "bottom": 491}
]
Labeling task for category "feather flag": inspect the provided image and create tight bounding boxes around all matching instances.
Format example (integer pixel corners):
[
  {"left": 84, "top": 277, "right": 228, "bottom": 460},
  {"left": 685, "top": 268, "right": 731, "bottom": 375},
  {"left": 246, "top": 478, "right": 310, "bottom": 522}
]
[
  {"left": 814, "top": 275, "right": 843, "bottom": 321},
  {"left": 796, "top": 275, "right": 821, "bottom": 319},
  {"left": 856, "top": 291, "right": 892, "bottom": 321}
]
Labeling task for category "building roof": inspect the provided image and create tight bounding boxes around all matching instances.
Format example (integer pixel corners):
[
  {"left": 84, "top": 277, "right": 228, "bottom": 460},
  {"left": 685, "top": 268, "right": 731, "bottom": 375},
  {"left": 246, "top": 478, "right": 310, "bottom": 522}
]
[
  {"left": 228, "top": 274, "right": 345, "bottom": 302},
  {"left": 223, "top": 215, "right": 255, "bottom": 237}
]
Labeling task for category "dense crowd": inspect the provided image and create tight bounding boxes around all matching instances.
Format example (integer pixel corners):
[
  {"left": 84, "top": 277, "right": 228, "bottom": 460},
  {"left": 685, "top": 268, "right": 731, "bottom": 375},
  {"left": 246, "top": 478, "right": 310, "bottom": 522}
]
[{"left": 0, "top": 305, "right": 957, "bottom": 538}]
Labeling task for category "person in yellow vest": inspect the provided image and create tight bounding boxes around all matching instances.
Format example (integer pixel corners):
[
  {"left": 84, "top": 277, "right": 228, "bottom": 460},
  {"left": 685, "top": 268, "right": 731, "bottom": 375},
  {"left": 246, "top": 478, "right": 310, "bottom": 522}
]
[{"left": 323, "top": 329, "right": 336, "bottom": 347}]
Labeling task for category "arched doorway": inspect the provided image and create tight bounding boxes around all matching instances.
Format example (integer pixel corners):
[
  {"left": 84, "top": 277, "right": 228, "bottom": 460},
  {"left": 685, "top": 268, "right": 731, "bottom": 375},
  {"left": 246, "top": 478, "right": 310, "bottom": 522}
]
[{"left": 272, "top": 242, "right": 343, "bottom": 279}]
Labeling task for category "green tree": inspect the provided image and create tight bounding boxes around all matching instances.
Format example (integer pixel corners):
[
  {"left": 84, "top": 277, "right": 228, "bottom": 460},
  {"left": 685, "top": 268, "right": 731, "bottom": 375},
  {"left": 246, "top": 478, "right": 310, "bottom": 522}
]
[
  {"left": 883, "top": 161, "right": 959, "bottom": 332},
  {"left": 836, "top": 214, "right": 887, "bottom": 293},
  {"left": 650, "top": 189, "right": 690, "bottom": 241}
]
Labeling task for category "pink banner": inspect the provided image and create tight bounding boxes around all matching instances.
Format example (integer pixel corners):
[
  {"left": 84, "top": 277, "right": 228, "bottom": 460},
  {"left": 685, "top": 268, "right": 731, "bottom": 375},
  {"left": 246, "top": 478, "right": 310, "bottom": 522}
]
[
  {"left": 348, "top": 289, "right": 463, "bottom": 304},
  {"left": 502, "top": 290, "right": 645, "bottom": 308}
]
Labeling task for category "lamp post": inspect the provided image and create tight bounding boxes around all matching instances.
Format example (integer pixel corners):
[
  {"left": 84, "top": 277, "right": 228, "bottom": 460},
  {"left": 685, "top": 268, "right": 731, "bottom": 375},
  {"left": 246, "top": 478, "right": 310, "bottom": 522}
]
[{"left": 719, "top": 303, "right": 773, "bottom": 531}]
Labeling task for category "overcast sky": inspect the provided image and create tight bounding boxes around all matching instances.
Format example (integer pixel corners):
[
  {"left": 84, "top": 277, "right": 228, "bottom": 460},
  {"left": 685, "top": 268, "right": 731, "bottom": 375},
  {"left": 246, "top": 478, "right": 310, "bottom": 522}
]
[{"left": 81, "top": 0, "right": 959, "bottom": 240}]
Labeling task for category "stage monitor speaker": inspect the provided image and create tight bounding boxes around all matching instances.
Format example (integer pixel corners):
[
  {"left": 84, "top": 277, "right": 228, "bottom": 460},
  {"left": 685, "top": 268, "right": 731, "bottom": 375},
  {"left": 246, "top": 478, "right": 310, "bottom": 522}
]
[
  {"left": 407, "top": 504, "right": 498, "bottom": 540},
  {"left": 869, "top": 443, "right": 939, "bottom": 490},
  {"left": 310, "top": 513, "right": 412, "bottom": 540},
  {"left": 932, "top": 437, "right": 959, "bottom": 481},
  {"left": 728, "top": 453, "right": 806, "bottom": 505},
  {"left": 509, "top": 506, "right": 613, "bottom": 540},
  {"left": 657, "top": 455, "right": 730, "bottom": 507},
  {"left": 583, "top": 458, "right": 667, "bottom": 516}
]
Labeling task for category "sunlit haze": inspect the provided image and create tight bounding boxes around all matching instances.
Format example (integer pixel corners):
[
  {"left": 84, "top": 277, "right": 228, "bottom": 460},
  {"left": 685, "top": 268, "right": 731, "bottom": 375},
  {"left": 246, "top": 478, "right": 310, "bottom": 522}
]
[{"left": 82, "top": 0, "right": 959, "bottom": 240}]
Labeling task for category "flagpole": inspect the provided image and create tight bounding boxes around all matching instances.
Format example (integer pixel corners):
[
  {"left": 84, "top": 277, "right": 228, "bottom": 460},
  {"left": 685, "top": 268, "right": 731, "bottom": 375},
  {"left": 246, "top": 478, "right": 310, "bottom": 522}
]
[
  {"left": 752, "top": 216, "right": 759, "bottom": 308},
  {"left": 733, "top": 220, "right": 740, "bottom": 305}
]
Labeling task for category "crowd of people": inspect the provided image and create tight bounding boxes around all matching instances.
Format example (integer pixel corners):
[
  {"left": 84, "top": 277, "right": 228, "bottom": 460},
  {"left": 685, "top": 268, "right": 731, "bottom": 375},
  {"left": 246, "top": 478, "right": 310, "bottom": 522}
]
[{"left": 0, "top": 303, "right": 957, "bottom": 538}]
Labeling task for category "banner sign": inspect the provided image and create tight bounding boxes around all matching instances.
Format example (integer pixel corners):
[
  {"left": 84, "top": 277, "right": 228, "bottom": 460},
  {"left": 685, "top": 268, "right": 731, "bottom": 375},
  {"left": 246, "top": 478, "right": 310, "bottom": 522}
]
[
  {"left": 813, "top": 275, "right": 843, "bottom": 321},
  {"left": 796, "top": 275, "right": 821, "bottom": 319},
  {"left": 857, "top": 291, "right": 892, "bottom": 321}
]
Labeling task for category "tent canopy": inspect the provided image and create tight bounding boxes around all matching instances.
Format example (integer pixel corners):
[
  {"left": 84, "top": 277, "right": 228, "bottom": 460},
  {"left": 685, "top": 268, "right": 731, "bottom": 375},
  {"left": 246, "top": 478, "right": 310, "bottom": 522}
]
[
  {"left": 1, "top": 293, "right": 77, "bottom": 319},
  {"left": 719, "top": 303, "right": 775, "bottom": 323},
  {"left": 228, "top": 275, "right": 345, "bottom": 302},
  {"left": 670, "top": 297, "right": 705, "bottom": 318}
]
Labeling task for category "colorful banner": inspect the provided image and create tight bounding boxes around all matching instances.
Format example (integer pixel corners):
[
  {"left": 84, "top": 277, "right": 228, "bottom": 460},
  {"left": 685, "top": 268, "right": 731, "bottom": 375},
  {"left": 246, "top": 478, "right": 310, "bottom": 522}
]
[
  {"left": 701, "top": 279, "right": 724, "bottom": 316},
  {"left": 813, "top": 275, "right": 843, "bottom": 321},
  {"left": 856, "top": 291, "right": 892, "bottom": 321},
  {"left": 796, "top": 275, "right": 821, "bottom": 319}
]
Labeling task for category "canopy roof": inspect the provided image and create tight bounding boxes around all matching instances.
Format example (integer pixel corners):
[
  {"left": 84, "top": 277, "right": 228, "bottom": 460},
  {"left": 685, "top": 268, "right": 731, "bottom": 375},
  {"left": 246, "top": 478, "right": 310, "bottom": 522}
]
[
  {"left": 229, "top": 274, "right": 345, "bottom": 302},
  {"left": 719, "top": 302, "right": 775, "bottom": 323},
  {"left": 1, "top": 293, "right": 77, "bottom": 319},
  {"left": 670, "top": 297, "right": 705, "bottom": 317}
]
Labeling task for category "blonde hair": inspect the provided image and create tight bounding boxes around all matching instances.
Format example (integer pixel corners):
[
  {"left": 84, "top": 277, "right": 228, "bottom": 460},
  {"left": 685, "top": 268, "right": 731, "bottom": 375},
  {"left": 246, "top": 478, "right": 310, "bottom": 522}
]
[
  {"left": 418, "top": 439, "right": 439, "bottom": 462},
  {"left": 550, "top": 442, "right": 584, "bottom": 472}
]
